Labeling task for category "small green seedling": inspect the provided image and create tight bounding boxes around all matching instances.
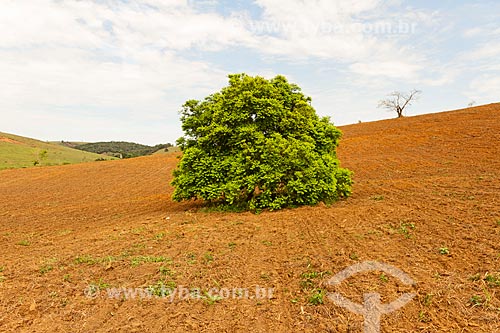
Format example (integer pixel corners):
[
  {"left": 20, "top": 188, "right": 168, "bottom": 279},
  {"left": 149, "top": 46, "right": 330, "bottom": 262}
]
[
  {"left": 379, "top": 273, "right": 389, "bottom": 283},
  {"left": 439, "top": 247, "right": 449, "bottom": 255},
  {"left": 308, "top": 289, "right": 325, "bottom": 305},
  {"left": 469, "top": 295, "right": 483, "bottom": 306}
]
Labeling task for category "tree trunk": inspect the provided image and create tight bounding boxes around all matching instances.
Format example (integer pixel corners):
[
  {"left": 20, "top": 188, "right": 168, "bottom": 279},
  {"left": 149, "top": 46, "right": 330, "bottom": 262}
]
[{"left": 396, "top": 106, "right": 403, "bottom": 118}]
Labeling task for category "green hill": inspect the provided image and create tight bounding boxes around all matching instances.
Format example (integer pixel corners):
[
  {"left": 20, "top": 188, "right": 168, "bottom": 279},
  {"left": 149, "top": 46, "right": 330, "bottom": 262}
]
[
  {"left": 74, "top": 141, "right": 173, "bottom": 158},
  {"left": 0, "top": 132, "right": 115, "bottom": 170}
]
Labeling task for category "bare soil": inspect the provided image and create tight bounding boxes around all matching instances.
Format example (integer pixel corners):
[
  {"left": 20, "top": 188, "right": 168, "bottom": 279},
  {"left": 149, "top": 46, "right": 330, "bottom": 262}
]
[
  {"left": 0, "top": 103, "right": 499, "bottom": 332},
  {"left": 0, "top": 137, "right": 22, "bottom": 145}
]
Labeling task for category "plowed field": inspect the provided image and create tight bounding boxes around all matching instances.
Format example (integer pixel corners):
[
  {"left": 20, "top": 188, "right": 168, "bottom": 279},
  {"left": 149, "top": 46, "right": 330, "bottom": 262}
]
[{"left": 1, "top": 104, "right": 499, "bottom": 332}]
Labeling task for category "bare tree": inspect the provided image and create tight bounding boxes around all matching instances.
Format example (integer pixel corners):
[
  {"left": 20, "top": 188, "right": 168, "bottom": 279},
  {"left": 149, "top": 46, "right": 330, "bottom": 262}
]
[
  {"left": 468, "top": 100, "right": 476, "bottom": 107},
  {"left": 378, "top": 89, "right": 421, "bottom": 118}
]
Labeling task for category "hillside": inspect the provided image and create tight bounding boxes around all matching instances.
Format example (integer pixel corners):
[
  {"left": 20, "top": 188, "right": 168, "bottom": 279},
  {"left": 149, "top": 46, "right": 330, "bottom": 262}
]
[
  {"left": 0, "top": 103, "right": 499, "bottom": 332},
  {"left": 0, "top": 132, "right": 115, "bottom": 170},
  {"left": 75, "top": 141, "right": 173, "bottom": 158},
  {"left": 51, "top": 141, "right": 90, "bottom": 149}
]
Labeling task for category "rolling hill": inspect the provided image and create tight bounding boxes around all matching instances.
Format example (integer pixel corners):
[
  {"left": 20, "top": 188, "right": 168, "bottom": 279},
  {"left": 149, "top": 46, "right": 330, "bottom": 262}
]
[
  {"left": 0, "top": 103, "right": 499, "bottom": 332},
  {"left": 74, "top": 141, "right": 173, "bottom": 158},
  {"left": 0, "top": 132, "right": 115, "bottom": 170}
]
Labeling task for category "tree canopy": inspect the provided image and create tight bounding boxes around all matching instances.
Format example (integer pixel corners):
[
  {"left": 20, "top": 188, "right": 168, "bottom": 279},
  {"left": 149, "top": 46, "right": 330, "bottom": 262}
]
[{"left": 172, "top": 73, "right": 352, "bottom": 210}]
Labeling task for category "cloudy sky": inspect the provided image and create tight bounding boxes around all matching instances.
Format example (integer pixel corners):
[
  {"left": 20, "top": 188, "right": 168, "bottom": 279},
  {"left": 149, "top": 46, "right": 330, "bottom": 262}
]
[{"left": 1, "top": 0, "right": 499, "bottom": 145}]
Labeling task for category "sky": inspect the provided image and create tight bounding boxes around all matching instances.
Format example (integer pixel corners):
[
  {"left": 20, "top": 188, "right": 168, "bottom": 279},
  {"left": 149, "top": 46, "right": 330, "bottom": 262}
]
[{"left": 1, "top": 0, "right": 499, "bottom": 145}]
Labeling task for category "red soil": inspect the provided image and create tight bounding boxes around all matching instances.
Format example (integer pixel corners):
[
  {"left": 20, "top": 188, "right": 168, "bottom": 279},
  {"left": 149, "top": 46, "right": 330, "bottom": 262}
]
[
  {"left": 0, "top": 137, "right": 22, "bottom": 145},
  {"left": 0, "top": 103, "right": 499, "bottom": 332}
]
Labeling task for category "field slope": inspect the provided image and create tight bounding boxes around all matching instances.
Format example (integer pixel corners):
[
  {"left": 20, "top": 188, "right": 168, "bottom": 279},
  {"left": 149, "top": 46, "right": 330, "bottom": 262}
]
[
  {"left": 0, "top": 103, "right": 499, "bottom": 332},
  {"left": 0, "top": 132, "right": 114, "bottom": 170}
]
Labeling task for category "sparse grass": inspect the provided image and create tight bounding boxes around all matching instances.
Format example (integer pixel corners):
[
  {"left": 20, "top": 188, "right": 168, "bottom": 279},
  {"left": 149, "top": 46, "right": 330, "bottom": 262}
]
[
  {"left": 132, "top": 242, "right": 146, "bottom": 249},
  {"left": 469, "top": 273, "right": 481, "bottom": 281},
  {"left": 159, "top": 266, "right": 176, "bottom": 278},
  {"left": 370, "top": 195, "right": 384, "bottom": 201},
  {"left": 308, "top": 289, "right": 325, "bottom": 305},
  {"left": 130, "top": 227, "right": 145, "bottom": 235},
  {"left": 399, "top": 222, "right": 416, "bottom": 239},
  {"left": 262, "top": 240, "right": 272, "bottom": 246},
  {"left": 484, "top": 273, "right": 500, "bottom": 287},
  {"left": 57, "top": 230, "right": 73, "bottom": 236},
  {"left": 469, "top": 294, "right": 484, "bottom": 307},
  {"left": 39, "top": 264, "right": 54, "bottom": 274},
  {"left": 439, "top": 246, "right": 450, "bottom": 255},
  {"left": 418, "top": 310, "right": 430, "bottom": 323},
  {"left": 349, "top": 253, "right": 359, "bottom": 260},
  {"left": 130, "top": 256, "right": 172, "bottom": 267},
  {"left": 379, "top": 273, "right": 389, "bottom": 283},
  {"left": 154, "top": 232, "right": 165, "bottom": 240},
  {"left": 228, "top": 242, "right": 237, "bottom": 250},
  {"left": 90, "top": 279, "right": 110, "bottom": 290},
  {"left": 147, "top": 280, "right": 176, "bottom": 297},
  {"left": 300, "top": 271, "right": 331, "bottom": 290},
  {"left": 63, "top": 274, "right": 72, "bottom": 282},
  {"left": 422, "top": 293, "right": 433, "bottom": 306},
  {"left": 202, "top": 252, "right": 214, "bottom": 264},
  {"left": 186, "top": 253, "right": 197, "bottom": 265},
  {"left": 203, "top": 291, "right": 222, "bottom": 305},
  {"left": 39, "top": 258, "right": 58, "bottom": 274},
  {"left": 74, "top": 255, "right": 98, "bottom": 265},
  {"left": 101, "top": 256, "right": 118, "bottom": 265},
  {"left": 17, "top": 240, "right": 30, "bottom": 246}
]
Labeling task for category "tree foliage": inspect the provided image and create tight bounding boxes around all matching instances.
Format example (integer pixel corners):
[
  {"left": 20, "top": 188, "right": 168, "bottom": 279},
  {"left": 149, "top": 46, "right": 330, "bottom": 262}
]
[{"left": 172, "top": 73, "right": 353, "bottom": 210}]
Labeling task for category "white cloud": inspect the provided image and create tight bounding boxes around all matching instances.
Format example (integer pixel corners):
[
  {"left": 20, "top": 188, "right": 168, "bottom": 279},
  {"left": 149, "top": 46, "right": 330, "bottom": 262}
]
[
  {"left": 245, "top": 0, "right": 439, "bottom": 81},
  {"left": 1, "top": 0, "right": 497, "bottom": 143},
  {"left": 1, "top": 0, "right": 437, "bottom": 129},
  {"left": 463, "top": 27, "right": 484, "bottom": 38},
  {"left": 349, "top": 61, "right": 421, "bottom": 80},
  {"left": 0, "top": 2, "right": 242, "bottom": 95},
  {"left": 465, "top": 43, "right": 500, "bottom": 61},
  {"left": 249, "top": 0, "right": 388, "bottom": 60},
  {"left": 467, "top": 75, "right": 500, "bottom": 102},
  {"left": 0, "top": 0, "right": 243, "bottom": 143}
]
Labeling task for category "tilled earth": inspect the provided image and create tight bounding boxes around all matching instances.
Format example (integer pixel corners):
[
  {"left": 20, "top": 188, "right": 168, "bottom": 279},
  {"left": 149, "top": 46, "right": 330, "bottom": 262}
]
[{"left": 0, "top": 104, "right": 499, "bottom": 332}]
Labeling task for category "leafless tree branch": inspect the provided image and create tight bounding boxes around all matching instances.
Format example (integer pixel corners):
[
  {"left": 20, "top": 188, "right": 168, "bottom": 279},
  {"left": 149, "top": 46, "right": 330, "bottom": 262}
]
[{"left": 378, "top": 89, "right": 421, "bottom": 118}]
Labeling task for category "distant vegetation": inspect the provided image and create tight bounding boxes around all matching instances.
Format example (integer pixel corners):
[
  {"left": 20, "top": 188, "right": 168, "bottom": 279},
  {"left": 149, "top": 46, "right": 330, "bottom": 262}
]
[
  {"left": 0, "top": 132, "right": 115, "bottom": 170},
  {"left": 74, "top": 141, "right": 173, "bottom": 158}
]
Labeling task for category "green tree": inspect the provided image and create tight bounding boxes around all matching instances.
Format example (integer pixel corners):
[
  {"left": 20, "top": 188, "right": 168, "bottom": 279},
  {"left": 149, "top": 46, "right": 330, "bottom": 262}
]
[{"left": 172, "top": 73, "right": 352, "bottom": 210}]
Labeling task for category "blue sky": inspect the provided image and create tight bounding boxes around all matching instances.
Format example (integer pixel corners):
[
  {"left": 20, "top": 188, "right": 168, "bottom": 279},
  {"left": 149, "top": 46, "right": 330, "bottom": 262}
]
[{"left": 1, "top": 0, "right": 499, "bottom": 145}]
